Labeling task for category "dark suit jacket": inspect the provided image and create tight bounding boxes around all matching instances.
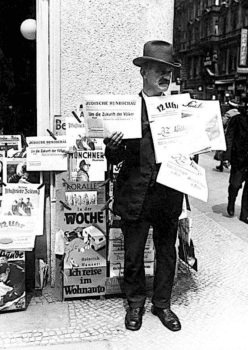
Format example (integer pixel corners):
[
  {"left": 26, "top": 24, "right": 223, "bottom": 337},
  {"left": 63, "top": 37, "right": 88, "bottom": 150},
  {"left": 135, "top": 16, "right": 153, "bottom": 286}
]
[
  {"left": 222, "top": 111, "right": 248, "bottom": 169},
  {"left": 105, "top": 93, "right": 182, "bottom": 221}
]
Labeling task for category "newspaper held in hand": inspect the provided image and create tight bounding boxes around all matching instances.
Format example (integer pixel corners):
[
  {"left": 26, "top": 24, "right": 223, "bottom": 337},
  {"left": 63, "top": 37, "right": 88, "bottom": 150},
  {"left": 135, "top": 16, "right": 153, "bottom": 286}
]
[{"left": 82, "top": 95, "right": 142, "bottom": 139}]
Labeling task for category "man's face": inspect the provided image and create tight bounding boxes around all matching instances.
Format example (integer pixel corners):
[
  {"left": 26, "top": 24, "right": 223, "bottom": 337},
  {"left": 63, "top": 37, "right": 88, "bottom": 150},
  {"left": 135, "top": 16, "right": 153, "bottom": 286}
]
[
  {"left": 83, "top": 164, "right": 90, "bottom": 172},
  {"left": 143, "top": 62, "right": 172, "bottom": 96}
]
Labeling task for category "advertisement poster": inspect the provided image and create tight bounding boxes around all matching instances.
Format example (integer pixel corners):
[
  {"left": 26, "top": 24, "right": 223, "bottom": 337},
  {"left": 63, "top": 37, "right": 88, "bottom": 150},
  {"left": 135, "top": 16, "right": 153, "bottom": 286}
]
[
  {"left": 26, "top": 136, "right": 68, "bottom": 171},
  {"left": 61, "top": 181, "right": 107, "bottom": 298},
  {"left": 0, "top": 234, "right": 35, "bottom": 251},
  {"left": 0, "top": 250, "right": 26, "bottom": 312},
  {"left": 181, "top": 99, "right": 226, "bottom": 151},
  {"left": 157, "top": 154, "right": 208, "bottom": 202},
  {"left": 83, "top": 94, "right": 142, "bottom": 139},
  {"left": 0, "top": 184, "right": 45, "bottom": 236},
  {"left": 63, "top": 266, "right": 106, "bottom": 299},
  {"left": 68, "top": 151, "right": 107, "bottom": 182}
]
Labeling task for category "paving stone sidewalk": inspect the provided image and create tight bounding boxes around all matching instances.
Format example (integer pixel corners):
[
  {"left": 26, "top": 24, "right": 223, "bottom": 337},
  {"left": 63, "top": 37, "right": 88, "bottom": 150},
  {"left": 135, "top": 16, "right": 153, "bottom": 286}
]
[{"left": 1, "top": 206, "right": 248, "bottom": 350}]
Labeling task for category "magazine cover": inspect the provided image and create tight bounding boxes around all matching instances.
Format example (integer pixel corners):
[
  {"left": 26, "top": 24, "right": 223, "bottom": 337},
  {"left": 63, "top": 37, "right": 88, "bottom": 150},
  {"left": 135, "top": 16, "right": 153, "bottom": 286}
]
[
  {"left": 62, "top": 203, "right": 107, "bottom": 298},
  {"left": 0, "top": 184, "right": 45, "bottom": 236},
  {"left": 68, "top": 150, "right": 107, "bottom": 182},
  {"left": 0, "top": 135, "right": 22, "bottom": 153},
  {"left": 61, "top": 198, "right": 107, "bottom": 262},
  {"left": 3, "top": 158, "right": 41, "bottom": 185},
  {"left": 0, "top": 250, "right": 26, "bottom": 312},
  {"left": 63, "top": 181, "right": 106, "bottom": 207}
]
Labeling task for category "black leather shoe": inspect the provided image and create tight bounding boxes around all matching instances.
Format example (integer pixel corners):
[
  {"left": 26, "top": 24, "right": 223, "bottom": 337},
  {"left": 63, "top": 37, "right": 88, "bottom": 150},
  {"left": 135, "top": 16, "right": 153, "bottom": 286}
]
[
  {"left": 240, "top": 216, "right": 248, "bottom": 224},
  {"left": 227, "top": 203, "right": 235, "bottom": 217},
  {"left": 151, "top": 306, "right": 181, "bottom": 331},
  {"left": 215, "top": 165, "right": 223, "bottom": 172},
  {"left": 125, "top": 307, "right": 144, "bottom": 331}
]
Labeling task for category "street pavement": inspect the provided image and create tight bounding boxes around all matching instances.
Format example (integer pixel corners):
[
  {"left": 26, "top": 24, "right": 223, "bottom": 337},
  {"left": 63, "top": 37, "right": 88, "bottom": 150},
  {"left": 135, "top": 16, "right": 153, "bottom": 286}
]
[{"left": 0, "top": 151, "right": 248, "bottom": 350}]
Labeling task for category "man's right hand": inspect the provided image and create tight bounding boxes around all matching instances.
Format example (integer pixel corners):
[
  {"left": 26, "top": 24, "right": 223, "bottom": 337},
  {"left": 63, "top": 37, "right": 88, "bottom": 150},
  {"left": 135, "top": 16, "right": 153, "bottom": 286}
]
[{"left": 103, "top": 132, "right": 124, "bottom": 150}]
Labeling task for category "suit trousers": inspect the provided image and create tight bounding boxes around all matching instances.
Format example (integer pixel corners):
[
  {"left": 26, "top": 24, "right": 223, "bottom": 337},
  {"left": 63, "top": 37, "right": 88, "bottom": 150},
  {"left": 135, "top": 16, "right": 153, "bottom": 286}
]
[
  {"left": 229, "top": 165, "right": 248, "bottom": 218},
  {"left": 121, "top": 183, "right": 183, "bottom": 309}
]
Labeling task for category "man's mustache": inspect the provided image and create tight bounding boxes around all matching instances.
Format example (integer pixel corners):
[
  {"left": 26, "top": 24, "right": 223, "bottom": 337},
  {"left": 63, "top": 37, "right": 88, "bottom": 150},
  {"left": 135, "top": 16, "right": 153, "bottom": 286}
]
[{"left": 159, "top": 79, "right": 170, "bottom": 84}]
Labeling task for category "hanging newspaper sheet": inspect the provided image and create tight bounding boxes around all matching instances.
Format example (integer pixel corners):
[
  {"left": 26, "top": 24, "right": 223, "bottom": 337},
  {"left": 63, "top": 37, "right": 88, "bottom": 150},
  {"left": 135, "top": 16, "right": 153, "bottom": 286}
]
[
  {"left": 83, "top": 95, "right": 142, "bottom": 139},
  {"left": 145, "top": 93, "right": 190, "bottom": 122},
  {"left": 150, "top": 116, "right": 211, "bottom": 163},
  {"left": 26, "top": 136, "right": 68, "bottom": 171},
  {"left": 181, "top": 99, "right": 226, "bottom": 151},
  {"left": 157, "top": 154, "right": 208, "bottom": 202}
]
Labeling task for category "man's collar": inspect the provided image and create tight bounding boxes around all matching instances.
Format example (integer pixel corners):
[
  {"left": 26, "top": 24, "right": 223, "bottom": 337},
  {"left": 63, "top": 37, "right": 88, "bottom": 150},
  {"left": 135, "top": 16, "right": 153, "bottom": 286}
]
[{"left": 141, "top": 90, "right": 167, "bottom": 99}]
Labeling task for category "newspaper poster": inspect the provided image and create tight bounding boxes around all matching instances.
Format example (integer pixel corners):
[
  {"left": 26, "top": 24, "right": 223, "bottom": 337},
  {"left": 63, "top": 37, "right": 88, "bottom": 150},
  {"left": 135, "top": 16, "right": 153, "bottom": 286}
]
[
  {"left": 0, "top": 135, "right": 22, "bottom": 154},
  {"left": 3, "top": 158, "right": 41, "bottom": 185},
  {"left": 145, "top": 93, "right": 190, "bottom": 122},
  {"left": 182, "top": 99, "right": 226, "bottom": 151},
  {"left": 68, "top": 151, "right": 107, "bottom": 182},
  {"left": 26, "top": 136, "right": 68, "bottom": 171},
  {"left": 82, "top": 94, "right": 142, "bottom": 139},
  {"left": 0, "top": 250, "right": 26, "bottom": 312},
  {"left": 157, "top": 154, "right": 208, "bottom": 202},
  {"left": 63, "top": 181, "right": 106, "bottom": 207},
  {"left": 150, "top": 116, "right": 211, "bottom": 163},
  {"left": 0, "top": 184, "right": 45, "bottom": 236}
]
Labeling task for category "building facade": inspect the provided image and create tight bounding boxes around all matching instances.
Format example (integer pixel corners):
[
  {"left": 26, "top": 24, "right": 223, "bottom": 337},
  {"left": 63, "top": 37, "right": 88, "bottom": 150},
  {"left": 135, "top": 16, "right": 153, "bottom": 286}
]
[{"left": 173, "top": 0, "right": 248, "bottom": 111}]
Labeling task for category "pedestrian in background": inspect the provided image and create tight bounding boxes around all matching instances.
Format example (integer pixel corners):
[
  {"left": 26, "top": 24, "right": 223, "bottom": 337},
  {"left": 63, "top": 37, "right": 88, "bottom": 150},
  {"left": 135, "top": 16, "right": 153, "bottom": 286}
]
[
  {"left": 104, "top": 40, "right": 183, "bottom": 332},
  {"left": 214, "top": 100, "right": 240, "bottom": 172},
  {"left": 222, "top": 99, "right": 248, "bottom": 223}
]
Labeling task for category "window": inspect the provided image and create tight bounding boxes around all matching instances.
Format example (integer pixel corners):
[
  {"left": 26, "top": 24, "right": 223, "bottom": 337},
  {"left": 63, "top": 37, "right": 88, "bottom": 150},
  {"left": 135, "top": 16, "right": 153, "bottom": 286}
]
[
  {"left": 231, "top": 10, "right": 237, "bottom": 30},
  {"left": 214, "top": 19, "right": 219, "bottom": 34}
]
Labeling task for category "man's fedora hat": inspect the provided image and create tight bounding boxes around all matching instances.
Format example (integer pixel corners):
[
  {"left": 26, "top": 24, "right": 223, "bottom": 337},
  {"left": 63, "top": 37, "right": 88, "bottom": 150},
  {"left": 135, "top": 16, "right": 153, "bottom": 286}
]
[{"left": 133, "top": 40, "right": 181, "bottom": 68}]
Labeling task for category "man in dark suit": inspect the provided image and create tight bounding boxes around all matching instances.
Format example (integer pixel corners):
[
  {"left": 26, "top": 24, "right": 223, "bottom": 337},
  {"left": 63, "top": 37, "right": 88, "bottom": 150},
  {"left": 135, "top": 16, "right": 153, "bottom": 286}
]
[
  {"left": 104, "top": 41, "right": 183, "bottom": 331},
  {"left": 222, "top": 100, "right": 248, "bottom": 223}
]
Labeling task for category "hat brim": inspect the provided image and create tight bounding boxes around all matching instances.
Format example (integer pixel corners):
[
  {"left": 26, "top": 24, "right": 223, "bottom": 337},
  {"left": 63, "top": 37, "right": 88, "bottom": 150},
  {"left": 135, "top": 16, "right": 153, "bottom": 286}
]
[{"left": 133, "top": 56, "right": 181, "bottom": 68}]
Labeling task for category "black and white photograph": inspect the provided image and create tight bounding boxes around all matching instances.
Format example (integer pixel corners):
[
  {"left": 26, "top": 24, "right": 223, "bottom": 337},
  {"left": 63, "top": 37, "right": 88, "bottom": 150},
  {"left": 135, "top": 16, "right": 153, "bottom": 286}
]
[{"left": 0, "top": 0, "right": 248, "bottom": 349}]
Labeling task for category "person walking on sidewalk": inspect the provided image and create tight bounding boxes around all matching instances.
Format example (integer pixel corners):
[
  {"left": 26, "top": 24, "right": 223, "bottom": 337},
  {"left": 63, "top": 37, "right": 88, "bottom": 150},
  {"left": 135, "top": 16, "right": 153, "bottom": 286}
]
[
  {"left": 214, "top": 101, "right": 239, "bottom": 172},
  {"left": 104, "top": 40, "right": 183, "bottom": 331},
  {"left": 222, "top": 99, "right": 248, "bottom": 223}
]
